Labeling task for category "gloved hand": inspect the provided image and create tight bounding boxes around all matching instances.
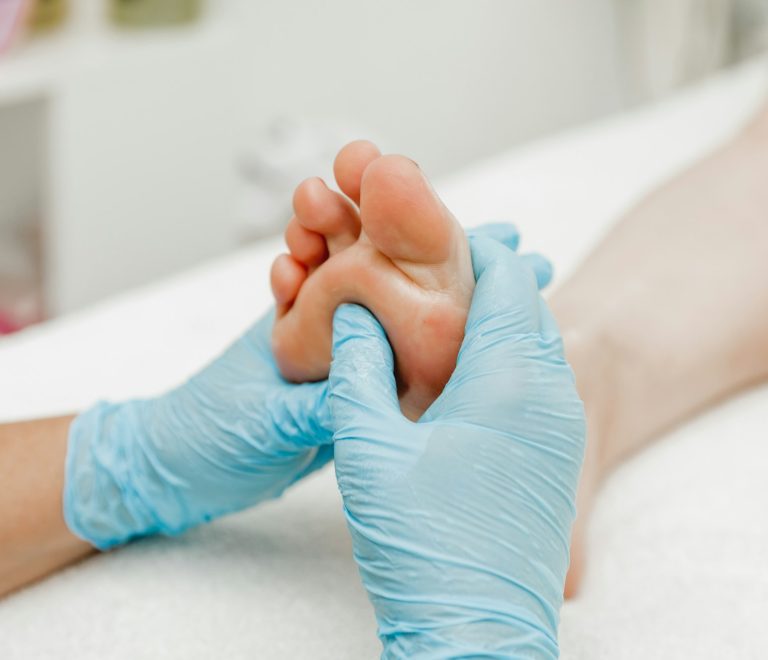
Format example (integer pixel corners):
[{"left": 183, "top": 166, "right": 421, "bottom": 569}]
[
  {"left": 329, "top": 237, "right": 585, "bottom": 658},
  {"left": 64, "top": 309, "right": 334, "bottom": 549},
  {"left": 64, "top": 223, "right": 553, "bottom": 551}
]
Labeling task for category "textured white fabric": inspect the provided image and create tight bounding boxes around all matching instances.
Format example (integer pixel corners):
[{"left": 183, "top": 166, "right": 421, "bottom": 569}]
[{"left": 1, "top": 55, "right": 768, "bottom": 659}]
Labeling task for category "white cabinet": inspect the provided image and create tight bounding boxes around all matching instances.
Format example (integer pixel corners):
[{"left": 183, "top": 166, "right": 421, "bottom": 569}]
[{"left": 1, "top": 13, "right": 242, "bottom": 316}]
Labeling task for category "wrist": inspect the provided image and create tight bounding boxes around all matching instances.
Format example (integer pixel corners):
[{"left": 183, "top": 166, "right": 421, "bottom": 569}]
[
  {"left": 64, "top": 399, "right": 171, "bottom": 549},
  {"left": 353, "top": 533, "right": 564, "bottom": 658},
  {"left": 379, "top": 604, "right": 558, "bottom": 659}
]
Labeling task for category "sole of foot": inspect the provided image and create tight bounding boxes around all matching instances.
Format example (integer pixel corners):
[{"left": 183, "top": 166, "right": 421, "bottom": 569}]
[{"left": 270, "top": 140, "right": 475, "bottom": 420}]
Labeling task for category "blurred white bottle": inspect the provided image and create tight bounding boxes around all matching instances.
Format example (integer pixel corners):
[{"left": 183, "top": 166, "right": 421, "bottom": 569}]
[{"left": 235, "top": 117, "right": 380, "bottom": 243}]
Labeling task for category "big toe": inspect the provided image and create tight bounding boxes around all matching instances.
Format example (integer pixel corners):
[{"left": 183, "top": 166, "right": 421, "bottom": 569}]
[{"left": 359, "top": 155, "right": 462, "bottom": 267}]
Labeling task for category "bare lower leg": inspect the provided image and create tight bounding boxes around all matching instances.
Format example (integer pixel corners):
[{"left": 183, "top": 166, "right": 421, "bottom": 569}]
[{"left": 552, "top": 105, "right": 768, "bottom": 594}]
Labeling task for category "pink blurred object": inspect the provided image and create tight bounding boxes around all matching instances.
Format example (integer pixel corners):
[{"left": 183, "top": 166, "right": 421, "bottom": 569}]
[
  {"left": 0, "top": 271, "right": 44, "bottom": 336},
  {"left": 0, "top": 296, "right": 42, "bottom": 335},
  {"left": 0, "top": 311, "right": 24, "bottom": 335},
  {"left": 0, "top": 0, "right": 29, "bottom": 53}
]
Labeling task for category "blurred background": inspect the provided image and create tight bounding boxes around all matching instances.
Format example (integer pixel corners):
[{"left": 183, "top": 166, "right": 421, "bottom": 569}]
[{"left": 0, "top": 0, "right": 766, "bottom": 333}]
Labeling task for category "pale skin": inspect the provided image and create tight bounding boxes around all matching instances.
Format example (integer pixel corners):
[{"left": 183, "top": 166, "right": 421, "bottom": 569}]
[
  {"left": 2, "top": 107, "right": 768, "bottom": 600},
  {"left": 271, "top": 143, "right": 475, "bottom": 420},
  {"left": 554, "top": 106, "right": 768, "bottom": 594},
  {"left": 0, "top": 415, "right": 92, "bottom": 596}
]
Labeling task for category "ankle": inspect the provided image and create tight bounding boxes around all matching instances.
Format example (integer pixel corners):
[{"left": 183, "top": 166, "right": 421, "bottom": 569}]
[
  {"left": 559, "top": 327, "right": 617, "bottom": 479},
  {"left": 741, "top": 104, "right": 768, "bottom": 145}
]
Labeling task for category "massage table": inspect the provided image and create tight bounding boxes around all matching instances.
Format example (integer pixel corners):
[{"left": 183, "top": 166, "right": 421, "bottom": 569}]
[{"left": 2, "top": 55, "right": 768, "bottom": 659}]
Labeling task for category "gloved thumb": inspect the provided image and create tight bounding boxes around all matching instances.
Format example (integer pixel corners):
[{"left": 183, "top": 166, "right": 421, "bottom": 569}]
[
  {"left": 466, "top": 223, "right": 553, "bottom": 289},
  {"left": 467, "top": 236, "right": 543, "bottom": 337},
  {"left": 328, "top": 304, "right": 401, "bottom": 432}
]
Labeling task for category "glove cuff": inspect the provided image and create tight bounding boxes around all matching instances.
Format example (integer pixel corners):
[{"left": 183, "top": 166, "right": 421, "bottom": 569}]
[
  {"left": 379, "top": 603, "right": 559, "bottom": 659},
  {"left": 63, "top": 400, "right": 165, "bottom": 549}
]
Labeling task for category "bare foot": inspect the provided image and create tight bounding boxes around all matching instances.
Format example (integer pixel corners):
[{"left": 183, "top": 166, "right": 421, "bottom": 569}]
[{"left": 270, "top": 141, "right": 475, "bottom": 420}]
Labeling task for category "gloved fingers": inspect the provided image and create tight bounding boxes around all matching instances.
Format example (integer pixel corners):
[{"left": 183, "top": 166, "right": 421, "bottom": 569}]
[
  {"left": 537, "top": 296, "right": 564, "bottom": 345},
  {"left": 466, "top": 224, "right": 553, "bottom": 290},
  {"left": 235, "top": 306, "right": 280, "bottom": 375},
  {"left": 466, "top": 222, "right": 520, "bottom": 251},
  {"left": 466, "top": 236, "right": 544, "bottom": 338},
  {"left": 521, "top": 252, "right": 553, "bottom": 290},
  {"left": 265, "top": 379, "right": 335, "bottom": 448},
  {"left": 329, "top": 304, "right": 401, "bottom": 428}
]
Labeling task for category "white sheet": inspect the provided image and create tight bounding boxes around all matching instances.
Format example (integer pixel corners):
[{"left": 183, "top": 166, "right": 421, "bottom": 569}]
[{"left": 2, "top": 56, "right": 768, "bottom": 659}]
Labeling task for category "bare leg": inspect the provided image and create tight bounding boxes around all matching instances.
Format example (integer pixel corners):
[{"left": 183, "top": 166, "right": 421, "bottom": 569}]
[{"left": 552, "top": 106, "right": 768, "bottom": 596}]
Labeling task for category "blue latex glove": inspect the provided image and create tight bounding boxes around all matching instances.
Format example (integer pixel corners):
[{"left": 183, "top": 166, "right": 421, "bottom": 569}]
[
  {"left": 64, "top": 223, "right": 553, "bottom": 551},
  {"left": 329, "top": 237, "right": 585, "bottom": 658},
  {"left": 64, "top": 309, "right": 333, "bottom": 549}
]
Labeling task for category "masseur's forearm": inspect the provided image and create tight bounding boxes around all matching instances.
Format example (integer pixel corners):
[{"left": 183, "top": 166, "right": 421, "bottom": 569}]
[
  {"left": 551, "top": 105, "right": 768, "bottom": 476},
  {"left": 0, "top": 417, "right": 93, "bottom": 597}
]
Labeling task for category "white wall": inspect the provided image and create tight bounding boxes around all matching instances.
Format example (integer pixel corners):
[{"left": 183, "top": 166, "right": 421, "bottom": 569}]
[
  {"left": 227, "top": 0, "right": 624, "bottom": 175},
  {"left": 5, "top": 0, "right": 628, "bottom": 314},
  {"left": 10, "top": 0, "right": 768, "bottom": 314}
]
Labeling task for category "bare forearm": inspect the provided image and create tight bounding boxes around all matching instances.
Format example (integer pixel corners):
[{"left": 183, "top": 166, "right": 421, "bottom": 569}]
[{"left": 0, "top": 416, "right": 94, "bottom": 598}]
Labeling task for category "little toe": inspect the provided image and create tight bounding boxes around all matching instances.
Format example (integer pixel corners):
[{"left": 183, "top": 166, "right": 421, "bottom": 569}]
[
  {"left": 270, "top": 253, "right": 307, "bottom": 315},
  {"left": 333, "top": 140, "right": 382, "bottom": 204},
  {"left": 293, "top": 177, "right": 360, "bottom": 254},
  {"left": 285, "top": 216, "right": 328, "bottom": 268}
]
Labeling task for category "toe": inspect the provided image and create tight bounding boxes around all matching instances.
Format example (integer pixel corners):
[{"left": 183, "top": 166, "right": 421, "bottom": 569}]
[
  {"left": 359, "top": 155, "right": 460, "bottom": 265},
  {"left": 293, "top": 177, "right": 360, "bottom": 254},
  {"left": 333, "top": 140, "right": 382, "bottom": 204},
  {"left": 285, "top": 216, "right": 328, "bottom": 268},
  {"left": 270, "top": 253, "right": 307, "bottom": 314}
]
